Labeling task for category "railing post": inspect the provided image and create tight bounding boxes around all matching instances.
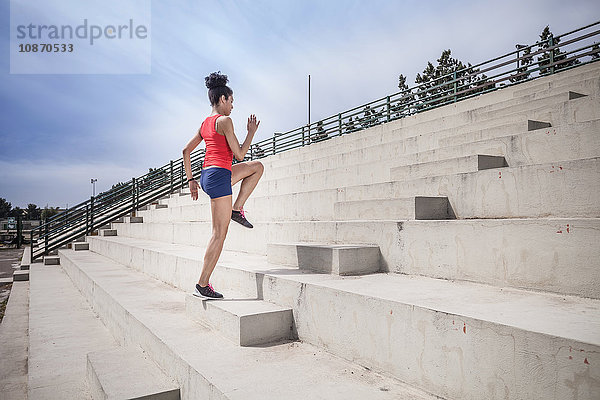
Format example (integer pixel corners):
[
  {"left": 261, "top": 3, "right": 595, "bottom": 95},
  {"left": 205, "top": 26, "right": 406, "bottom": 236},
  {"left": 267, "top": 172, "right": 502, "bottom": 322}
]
[
  {"left": 453, "top": 71, "right": 458, "bottom": 103},
  {"left": 169, "top": 161, "right": 174, "bottom": 193},
  {"left": 131, "top": 178, "right": 136, "bottom": 215},
  {"left": 44, "top": 221, "right": 48, "bottom": 255},
  {"left": 549, "top": 34, "right": 555, "bottom": 74},
  {"left": 272, "top": 136, "right": 276, "bottom": 155},
  {"left": 180, "top": 163, "right": 184, "bottom": 188},
  {"left": 85, "top": 204, "right": 89, "bottom": 235},
  {"left": 30, "top": 230, "right": 33, "bottom": 260},
  {"left": 338, "top": 113, "right": 342, "bottom": 135},
  {"left": 302, "top": 127, "right": 305, "bottom": 146},
  {"left": 386, "top": 97, "right": 391, "bottom": 122},
  {"left": 90, "top": 196, "right": 95, "bottom": 234},
  {"left": 16, "top": 215, "right": 22, "bottom": 249}
]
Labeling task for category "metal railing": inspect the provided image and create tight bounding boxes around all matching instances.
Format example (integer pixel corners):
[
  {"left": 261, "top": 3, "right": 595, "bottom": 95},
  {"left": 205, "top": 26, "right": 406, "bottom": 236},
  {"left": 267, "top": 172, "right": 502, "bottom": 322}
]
[{"left": 30, "top": 21, "right": 600, "bottom": 260}]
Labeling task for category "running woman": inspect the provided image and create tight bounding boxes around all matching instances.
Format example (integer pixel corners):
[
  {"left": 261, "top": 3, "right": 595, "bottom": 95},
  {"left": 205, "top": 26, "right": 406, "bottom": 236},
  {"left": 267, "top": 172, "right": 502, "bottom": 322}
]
[{"left": 182, "top": 71, "right": 263, "bottom": 299}]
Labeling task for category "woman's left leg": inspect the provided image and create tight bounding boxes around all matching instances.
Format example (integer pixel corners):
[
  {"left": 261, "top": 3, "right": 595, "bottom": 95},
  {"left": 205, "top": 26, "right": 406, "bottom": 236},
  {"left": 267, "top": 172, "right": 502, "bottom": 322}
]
[{"left": 231, "top": 160, "right": 264, "bottom": 211}]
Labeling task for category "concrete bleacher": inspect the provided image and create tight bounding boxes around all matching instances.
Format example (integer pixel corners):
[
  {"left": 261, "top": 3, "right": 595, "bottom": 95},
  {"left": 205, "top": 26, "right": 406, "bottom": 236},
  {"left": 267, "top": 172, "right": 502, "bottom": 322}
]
[{"left": 20, "top": 62, "right": 600, "bottom": 399}]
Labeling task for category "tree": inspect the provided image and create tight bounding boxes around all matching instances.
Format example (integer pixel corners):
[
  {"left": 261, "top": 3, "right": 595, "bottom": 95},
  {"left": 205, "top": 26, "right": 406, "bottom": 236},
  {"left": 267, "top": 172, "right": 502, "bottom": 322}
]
[
  {"left": 41, "top": 206, "right": 60, "bottom": 221},
  {"left": 26, "top": 204, "right": 41, "bottom": 220},
  {"left": 0, "top": 198, "right": 11, "bottom": 218},
  {"left": 395, "top": 73, "right": 415, "bottom": 117},
  {"left": 510, "top": 45, "right": 533, "bottom": 83},
  {"left": 9, "top": 206, "right": 25, "bottom": 218},
  {"left": 415, "top": 49, "right": 490, "bottom": 109},
  {"left": 538, "top": 25, "right": 580, "bottom": 76}
]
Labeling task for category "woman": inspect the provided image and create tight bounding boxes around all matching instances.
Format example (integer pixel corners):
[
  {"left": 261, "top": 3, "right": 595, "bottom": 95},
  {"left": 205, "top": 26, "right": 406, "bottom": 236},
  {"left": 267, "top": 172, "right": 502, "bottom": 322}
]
[{"left": 182, "top": 72, "right": 263, "bottom": 299}]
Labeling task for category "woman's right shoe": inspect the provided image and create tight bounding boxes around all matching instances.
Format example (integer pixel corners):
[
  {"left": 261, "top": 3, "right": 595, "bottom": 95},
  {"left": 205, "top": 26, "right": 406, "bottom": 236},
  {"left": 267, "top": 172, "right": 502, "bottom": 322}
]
[
  {"left": 194, "top": 283, "right": 224, "bottom": 299},
  {"left": 231, "top": 208, "right": 253, "bottom": 228}
]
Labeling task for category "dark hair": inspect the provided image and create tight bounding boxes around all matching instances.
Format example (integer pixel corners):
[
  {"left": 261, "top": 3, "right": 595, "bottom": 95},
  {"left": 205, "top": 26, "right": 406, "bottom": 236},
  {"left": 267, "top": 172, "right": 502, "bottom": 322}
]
[{"left": 205, "top": 71, "right": 233, "bottom": 106}]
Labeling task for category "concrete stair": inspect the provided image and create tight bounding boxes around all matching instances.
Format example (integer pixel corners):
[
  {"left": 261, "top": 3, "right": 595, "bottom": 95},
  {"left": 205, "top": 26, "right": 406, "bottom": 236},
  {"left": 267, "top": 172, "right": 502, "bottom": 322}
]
[
  {"left": 12, "top": 270, "right": 29, "bottom": 281},
  {"left": 87, "top": 347, "right": 180, "bottom": 400},
  {"left": 390, "top": 154, "right": 508, "bottom": 181},
  {"left": 43, "top": 255, "right": 60, "bottom": 265},
  {"left": 58, "top": 248, "right": 438, "bottom": 400},
  {"left": 73, "top": 242, "right": 89, "bottom": 251},
  {"left": 186, "top": 294, "right": 294, "bottom": 346},
  {"left": 60, "top": 237, "right": 600, "bottom": 400},
  {"left": 37, "top": 61, "right": 600, "bottom": 400},
  {"left": 334, "top": 196, "right": 455, "bottom": 221},
  {"left": 267, "top": 242, "right": 381, "bottom": 275}
]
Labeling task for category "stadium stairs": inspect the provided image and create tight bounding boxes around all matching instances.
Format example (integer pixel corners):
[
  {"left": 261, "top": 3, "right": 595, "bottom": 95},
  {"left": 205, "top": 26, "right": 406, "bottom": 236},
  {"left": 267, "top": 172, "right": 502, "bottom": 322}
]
[{"left": 24, "top": 62, "right": 600, "bottom": 399}]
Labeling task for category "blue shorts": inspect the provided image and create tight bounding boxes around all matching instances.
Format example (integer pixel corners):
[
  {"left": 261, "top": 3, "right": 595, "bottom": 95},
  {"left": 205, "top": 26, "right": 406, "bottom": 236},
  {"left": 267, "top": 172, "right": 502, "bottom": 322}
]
[{"left": 200, "top": 167, "right": 232, "bottom": 199}]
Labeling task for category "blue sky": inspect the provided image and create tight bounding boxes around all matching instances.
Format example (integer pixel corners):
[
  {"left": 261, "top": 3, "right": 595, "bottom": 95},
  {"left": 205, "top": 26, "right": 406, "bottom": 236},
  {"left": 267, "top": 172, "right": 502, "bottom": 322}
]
[{"left": 1, "top": 0, "right": 599, "bottom": 209}]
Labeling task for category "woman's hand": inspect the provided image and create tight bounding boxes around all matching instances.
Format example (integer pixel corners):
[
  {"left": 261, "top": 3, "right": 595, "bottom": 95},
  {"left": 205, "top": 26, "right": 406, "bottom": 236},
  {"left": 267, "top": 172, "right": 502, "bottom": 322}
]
[
  {"left": 189, "top": 180, "right": 199, "bottom": 201},
  {"left": 247, "top": 114, "right": 260, "bottom": 135}
]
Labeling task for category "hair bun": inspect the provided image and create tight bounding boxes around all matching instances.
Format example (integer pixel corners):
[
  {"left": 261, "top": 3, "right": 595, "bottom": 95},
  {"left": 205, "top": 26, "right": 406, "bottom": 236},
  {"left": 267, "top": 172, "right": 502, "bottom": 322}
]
[{"left": 205, "top": 71, "right": 229, "bottom": 89}]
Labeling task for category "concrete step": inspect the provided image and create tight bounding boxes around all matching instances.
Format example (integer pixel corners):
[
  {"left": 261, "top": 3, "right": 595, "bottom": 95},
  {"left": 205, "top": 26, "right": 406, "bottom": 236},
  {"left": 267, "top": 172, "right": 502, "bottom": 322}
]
[
  {"left": 111, "top": 217, "right": 125, "bottom": 223},
  {"left": 151, "top": 204, "right": 168, "bottom": 210},
  {"left": 341, "top": 157, "right": 600, "bottom": 219},
  {"left": 99, "top": 229, "right": 117, "bottom": 236},
  {"left": 258, "top": 157, "right": 600, "bottom": 203},
  {"left": 124, "top": 216, "right": 144, "bottom": 223},
  {"left": 0, "top": 281, "right": 28, "bottom": 400},
  {"left": 334, "top": 196, "right": 455, "bottom": 221},
  {"left": 43, "top": 255, "right": 60, "bottom": 265},
  {"left": 102, "top": 216, "right": 600, "bottom": 299},
  {"left": 63, "top": 239, "right": 600, "bottom": 400},
  {"left": 267, "top": 242, "right": 381, "bottom": 275},
  {"left": 59, "top": 248, "right": 438, "bottom": 400},
  {"left": 390, "top": 154, "right": 508, "bottom": 181},
  {"left": 28, "top": 264, "right": 118, "bottom": 399},
  {"left": 268, "top": 90, "right": 595, "bottom": 170},
  {"left": 12, "top": 270, "right": 28, "bottom": 281},
  {"left": 73, "top": 242, "right": 89, "bottom": 251},
  {"left": 511, "top": 63, "right": 600, "bottom": 97},
  {"left": 186, "top": 294, "right": 294, "bottom": 346},
  {"left": 87, "top": 347, "right": 180, "bottom": 400}
]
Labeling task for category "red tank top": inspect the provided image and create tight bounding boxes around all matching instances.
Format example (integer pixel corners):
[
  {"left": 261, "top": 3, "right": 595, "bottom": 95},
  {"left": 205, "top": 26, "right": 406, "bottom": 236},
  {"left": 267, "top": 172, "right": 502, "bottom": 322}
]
[{"left": 201, "top": 114, "right": 233, "bottom": 170}]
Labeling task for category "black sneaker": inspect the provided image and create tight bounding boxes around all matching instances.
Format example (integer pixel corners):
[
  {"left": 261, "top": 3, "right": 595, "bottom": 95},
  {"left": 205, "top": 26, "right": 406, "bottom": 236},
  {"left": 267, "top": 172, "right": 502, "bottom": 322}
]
[
  {"left": 194, "top": 283, "right": 224, "bottom": 299},
  {"left": 231, "top": 208, "right": 253, "bottom": 228}
]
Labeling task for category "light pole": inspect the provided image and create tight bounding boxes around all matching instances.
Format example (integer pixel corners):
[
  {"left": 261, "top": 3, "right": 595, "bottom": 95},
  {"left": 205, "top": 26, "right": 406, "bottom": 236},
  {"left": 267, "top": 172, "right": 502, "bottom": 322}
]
[{"left": 91, "top": 178, "right": 97, "bottom": 197}]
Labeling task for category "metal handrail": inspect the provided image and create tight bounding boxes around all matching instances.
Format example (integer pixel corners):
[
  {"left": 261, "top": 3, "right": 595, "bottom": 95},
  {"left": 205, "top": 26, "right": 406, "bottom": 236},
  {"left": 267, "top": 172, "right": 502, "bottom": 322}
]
[{"left": 30, "top": 21, "right": 600, "bottom": 260}]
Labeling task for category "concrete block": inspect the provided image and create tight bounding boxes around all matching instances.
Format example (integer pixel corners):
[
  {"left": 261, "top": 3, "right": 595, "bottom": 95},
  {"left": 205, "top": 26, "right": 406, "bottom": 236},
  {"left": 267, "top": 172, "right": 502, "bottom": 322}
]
[
  {"left": 86, "top": 347, "right": 180, "bottom": 400},
  {"left": 334, "top": 196, "right": 455, "bottom": 221},
  {"left": 528, "top": 119, "right": 552, "bottom": 131},
  {"left": 268, "top": 243, "right": 381, "bottom": 275},
  {"left": 569, "top": 91, "right": 587, "bottom": 100},
  {"left": 19, "top": 264, "right": 29, "bottom": 271},
  {"left": 111, "top": 217, "right": 125, "bottom": 223},
  {"left": 390, "top": 154, "right": 508, "bottom": 181},
  {"left": 186, "top": 294, "right": 294, "bottom": 346},
  {"left": 12, "top": 270, "right": 29, "bottom": 281},
  {"left": 99, "top": 229, "right": 117, "bottom": 237},
  {"left": 125, "top": 216, "right": 143, "bottom": 223},
  {"left": 73, "top": 242, "right": 89, "bottom": 251},
  {"left": 43, "top": 256, "right": 60, "bottom": 265},
  {"left": 152, "top": 204, "right": 168, "bottom": 210}
]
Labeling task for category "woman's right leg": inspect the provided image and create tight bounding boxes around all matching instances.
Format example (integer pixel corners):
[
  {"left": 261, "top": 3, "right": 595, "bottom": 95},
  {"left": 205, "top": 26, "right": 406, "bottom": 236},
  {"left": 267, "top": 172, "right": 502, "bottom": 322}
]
[{"left": 198, "top": 195, "right": 232, "bottom": 286}]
